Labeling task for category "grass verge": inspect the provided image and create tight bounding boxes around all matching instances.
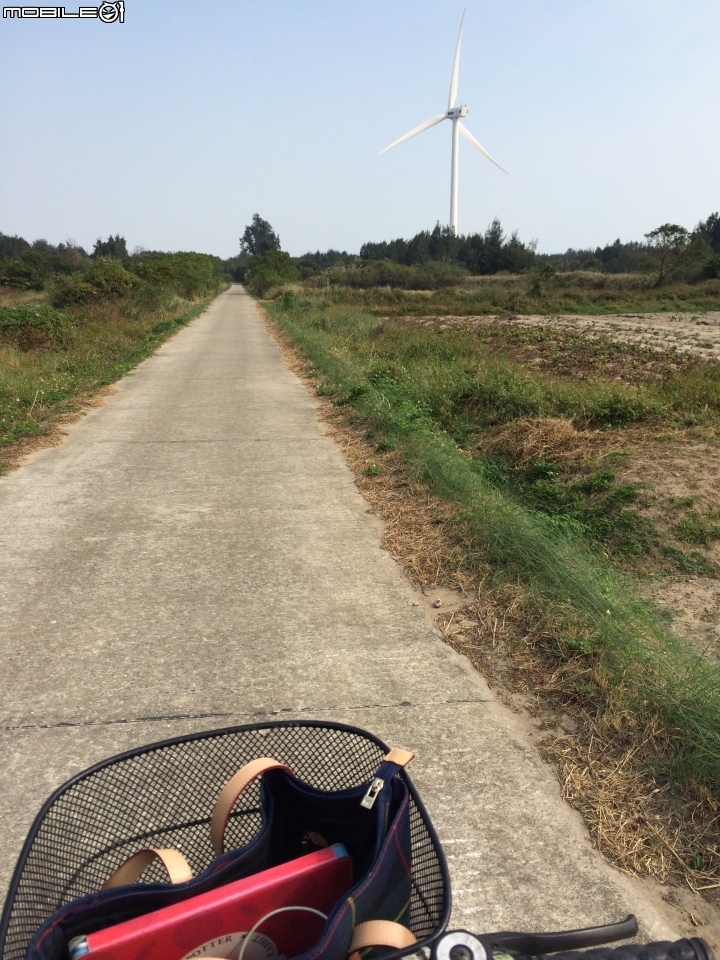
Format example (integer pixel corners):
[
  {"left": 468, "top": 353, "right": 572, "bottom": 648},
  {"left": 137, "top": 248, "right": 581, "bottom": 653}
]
[
  {"left": 264, "top": 290, "right": 720, "bottom": 892},
  {"left": 304, "top": 271, "right": 720, "bottom": 317},
  {"left": 1, "top": 287, "right": 224, "bottom": 472}
]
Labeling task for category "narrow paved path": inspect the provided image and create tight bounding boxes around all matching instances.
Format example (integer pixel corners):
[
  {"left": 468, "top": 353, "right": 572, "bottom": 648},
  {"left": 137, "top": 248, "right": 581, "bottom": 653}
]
[{"left": 0, "top": 287, "right": 675, "bottom": 940}]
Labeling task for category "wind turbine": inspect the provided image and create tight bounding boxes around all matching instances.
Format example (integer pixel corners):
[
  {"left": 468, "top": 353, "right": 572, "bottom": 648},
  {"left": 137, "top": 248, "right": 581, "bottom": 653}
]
[{"left": 380, "top": 10, "right": 507, "bottom": 234}]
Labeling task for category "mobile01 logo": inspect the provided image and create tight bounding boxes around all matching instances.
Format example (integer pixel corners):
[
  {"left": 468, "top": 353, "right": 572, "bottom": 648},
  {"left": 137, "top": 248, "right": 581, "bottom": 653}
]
[{"left": 3, "top": 2, "right": 124, "bottom": 20}]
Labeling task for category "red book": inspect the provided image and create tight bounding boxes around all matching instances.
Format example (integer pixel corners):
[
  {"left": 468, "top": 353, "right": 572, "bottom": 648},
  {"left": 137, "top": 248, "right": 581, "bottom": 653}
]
[{"left": 69, "top": 845, "right": 352, "bottom": 960}]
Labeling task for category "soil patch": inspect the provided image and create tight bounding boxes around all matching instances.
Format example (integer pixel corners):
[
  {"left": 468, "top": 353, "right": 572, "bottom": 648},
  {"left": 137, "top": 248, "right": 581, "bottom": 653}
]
[
  {"left": 610, "top": 433, "right": 720, "bottom": 660},
  {"left": 394, "top": 312, "right": 720, "bottom": 364}
]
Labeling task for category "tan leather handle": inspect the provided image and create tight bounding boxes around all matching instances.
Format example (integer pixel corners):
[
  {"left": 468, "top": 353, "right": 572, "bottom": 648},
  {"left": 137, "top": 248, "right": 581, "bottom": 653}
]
[
  {"left": 210, "top": 757, "right": 293, "bottom": 855},
  {"left": 348, "top": 920, "right": 417, "bottom": 960},
  {"left": 102, "top": 848, "right": 193, "bottom": 889},
  {"left": 384, "top": 748, "right": 414, "bottom": 768},
  {"left": 206, "top": 916, "right": 417, "bottom": 960}
]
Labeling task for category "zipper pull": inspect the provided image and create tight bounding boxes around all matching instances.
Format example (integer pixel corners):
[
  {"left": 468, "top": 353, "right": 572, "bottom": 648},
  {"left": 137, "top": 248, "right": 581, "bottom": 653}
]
[{"left": 360, "top": 777, "right": 385, "bottom": 809}]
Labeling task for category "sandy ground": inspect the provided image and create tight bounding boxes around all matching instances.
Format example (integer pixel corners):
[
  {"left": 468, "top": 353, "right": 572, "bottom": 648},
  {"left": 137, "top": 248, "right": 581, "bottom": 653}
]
[
  {"left": 403, "top": 312, "right": 720, "bottom": 359},
  {"left": 618, "top": 436, "right": 720, "bottom": 659}
]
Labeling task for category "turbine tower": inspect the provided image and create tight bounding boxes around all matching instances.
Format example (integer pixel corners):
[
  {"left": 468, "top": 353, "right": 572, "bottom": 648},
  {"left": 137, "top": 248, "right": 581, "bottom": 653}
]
[{"left": 380, "top": 10, "right": 507, "bottom": 234}]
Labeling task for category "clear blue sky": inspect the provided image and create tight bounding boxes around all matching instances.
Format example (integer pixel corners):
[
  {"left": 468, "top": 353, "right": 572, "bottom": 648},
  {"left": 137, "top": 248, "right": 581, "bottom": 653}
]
[{"left": 1, "top": 0, "right": 718, "bottom": 258}]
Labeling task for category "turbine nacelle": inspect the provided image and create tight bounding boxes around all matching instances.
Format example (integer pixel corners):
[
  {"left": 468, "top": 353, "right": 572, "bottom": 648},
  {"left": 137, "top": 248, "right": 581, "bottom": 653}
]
[{"left": 447, "top": 106, "right": 468, "bottom": 120}]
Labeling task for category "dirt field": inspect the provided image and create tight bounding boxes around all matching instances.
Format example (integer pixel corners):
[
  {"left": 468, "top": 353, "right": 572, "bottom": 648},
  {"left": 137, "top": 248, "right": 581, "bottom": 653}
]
[
  {"left": 405, "top": 311, "right": 720, "bottom": 360},
  {"left": 391, "top": 311, "right": 720, "bottom": 662},
  {"left": 621, "top": 434, "right": 720, "bottom": 659}
]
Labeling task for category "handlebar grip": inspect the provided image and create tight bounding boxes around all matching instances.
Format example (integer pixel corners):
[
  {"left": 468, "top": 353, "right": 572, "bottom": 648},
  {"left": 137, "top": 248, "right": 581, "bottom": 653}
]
[{"left": 527, "top": 939, "right": 715, "bottom": 960}]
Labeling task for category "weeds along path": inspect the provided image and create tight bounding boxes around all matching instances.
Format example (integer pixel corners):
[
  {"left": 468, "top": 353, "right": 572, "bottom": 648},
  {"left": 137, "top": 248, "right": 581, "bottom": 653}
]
[
  {"left": 0, "top": 286, "right": 683, "bottom": 945},
  {"left": 1, "top": 260, "right": 225, "bottom": 473},
  {"left": 263, "top": 291, "right": 720, "bottom": 938}
]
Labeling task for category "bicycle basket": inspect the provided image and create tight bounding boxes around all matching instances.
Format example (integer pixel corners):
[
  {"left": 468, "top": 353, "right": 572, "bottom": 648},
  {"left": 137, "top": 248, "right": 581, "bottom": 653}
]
[{"left": 0, "top": 720, "right": 450, "bottom": 960}]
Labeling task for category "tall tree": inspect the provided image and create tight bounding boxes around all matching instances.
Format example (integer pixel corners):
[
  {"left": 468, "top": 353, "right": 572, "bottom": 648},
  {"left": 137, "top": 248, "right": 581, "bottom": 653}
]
[
  {"left": 240, "top": 215, "right": 281, "bottom": 257},
  {"left": 93, "top": 235, "right": 128, "bottom": 259},
  {"left": 0, "top": 233, "right": 30, "bottom": 258},
  {"left": 696, "top": 213, "right": 720, "bottom": 254},
  {"left": 644, "top": 224, "right": 695, "bottom": 286}
]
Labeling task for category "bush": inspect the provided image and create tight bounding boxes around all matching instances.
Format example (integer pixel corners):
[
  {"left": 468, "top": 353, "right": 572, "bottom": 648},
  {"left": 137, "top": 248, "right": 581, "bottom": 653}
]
[
  {"left": 128, "top": 253, "right": 222, "bottom": 299},
  {"left": 0, "top": 248, "right": 81, "bottom": 291},
  {"left": 53, "top": 260, "right": 137, "bottom": 306},
  {"left": 245, "top": 251, "right": 300, "bottom": 296},
  {"left": 0, "top": 249, "right": 58, "bottom": 290},
  {"left": 51, "top": 273, "right": 96, "bottom": 306},
  {"left": 51, "top": 253, "right": 224, "bottom": 308},
  {"left": 322, "top": 260, "right": 468, "bottom": 291},
  {"left": 0, "top": 304, "right": 71, "bottom": 350},
  {"left": 0, "top": 257, "right": 46, "bottom": 290}
]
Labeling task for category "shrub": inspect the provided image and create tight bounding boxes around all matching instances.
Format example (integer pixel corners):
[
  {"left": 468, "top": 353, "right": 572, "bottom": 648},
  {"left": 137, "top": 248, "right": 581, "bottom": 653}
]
[
  {"left": 0, "top": 304, "right": 71, "bottom": 350},
  {"left": 321, "top": 260, "right": 468, "bottom": 291},
  {"left": 53, "top": 260, "right": 137, "bottom": 306},
  {"left": 0, "top": 248, "right": 80, "bottom": 291},
  {"left": 51, "top": 253, "right": 224, "bottom": 308},
  {"left": 245, "top": 251, "right": 300, "bottom": 296},
  {"left": 0, "top": 257, "right": 46, "bottom": 290},
  {"left": 128, "top": 253, "right": 222, "bottom": 299}
]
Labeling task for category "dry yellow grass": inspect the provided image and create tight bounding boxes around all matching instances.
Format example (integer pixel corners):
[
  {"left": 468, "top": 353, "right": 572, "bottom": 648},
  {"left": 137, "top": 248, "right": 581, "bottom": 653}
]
[{"left": 479, "top": 417, "right": 621, "bottom": 466}]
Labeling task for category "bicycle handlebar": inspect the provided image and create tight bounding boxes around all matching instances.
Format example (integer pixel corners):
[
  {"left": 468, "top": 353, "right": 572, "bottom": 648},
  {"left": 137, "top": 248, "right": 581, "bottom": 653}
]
[
  {"left": 431, "top": 924, "right": 715, "bottom": 960},
  {"left": 524, "top": 941, "right": 715, "bottom": 960}
]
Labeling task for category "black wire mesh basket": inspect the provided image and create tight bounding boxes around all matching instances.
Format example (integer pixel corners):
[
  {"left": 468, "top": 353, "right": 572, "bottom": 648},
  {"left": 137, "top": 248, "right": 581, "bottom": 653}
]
[{"left": 0, "top": 720, "right": 451, "bottom": 960}]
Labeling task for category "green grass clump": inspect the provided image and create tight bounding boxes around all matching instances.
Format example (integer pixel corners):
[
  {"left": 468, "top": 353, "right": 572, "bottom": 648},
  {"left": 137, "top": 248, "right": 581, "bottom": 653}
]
[
  {"left": 311, "top": 314, "right": 668, "bottom": 432},
  {"left": 1, "top": 269, "right": 225, "bottom": 462},
  {"left": 661, "top": 365, "right": 720, "bottom": 418},
  {"left": 265, "top": 291, "right": 720, "bottom": 801},
  {"left": 487, "top": 459, "right": 659, "bottom": 558},
  {"left": 661, "top": 544, "right": 716, "bottom": 575},
  {"left": 0, "top": 304, "right": 72, "bottom": 350},
  {"left": 672, "top": 510, "right": 720, "bottom": 546}
]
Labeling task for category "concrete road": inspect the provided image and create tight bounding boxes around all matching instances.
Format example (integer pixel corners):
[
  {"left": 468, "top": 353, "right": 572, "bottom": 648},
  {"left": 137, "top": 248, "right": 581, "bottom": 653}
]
[{"left": 0, "top": 286, "right": 676, "bottom": 941}]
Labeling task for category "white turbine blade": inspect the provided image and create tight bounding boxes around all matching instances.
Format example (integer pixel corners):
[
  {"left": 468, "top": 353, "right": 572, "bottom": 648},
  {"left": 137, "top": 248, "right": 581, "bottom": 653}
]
[
  {"left": 458, "top": 122, "right": 508, "bottom": 174},
  {"left": 379, "top": 115, "right": 446, "bottom": 155},
  {"left": 448, "top": 9, "right": 466, "bottom": 110}
]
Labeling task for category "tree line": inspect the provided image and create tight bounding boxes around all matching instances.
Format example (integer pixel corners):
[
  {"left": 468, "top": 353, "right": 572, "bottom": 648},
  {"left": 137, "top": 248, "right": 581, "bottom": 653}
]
[
  {"left": 358, "top": 219, "right": 536, "bottom": 274},
  {"left": 0, "top": 232, "right": 226, "bottom": 300},
  {"left": 538, "top": 215, "right": 720, "bottom": 281},
  {"left": 225, "top": 211, "right": 720, "bottom": 296},
  {"left": 4, "top": 210, "right": 718, "bottom": 300}
]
